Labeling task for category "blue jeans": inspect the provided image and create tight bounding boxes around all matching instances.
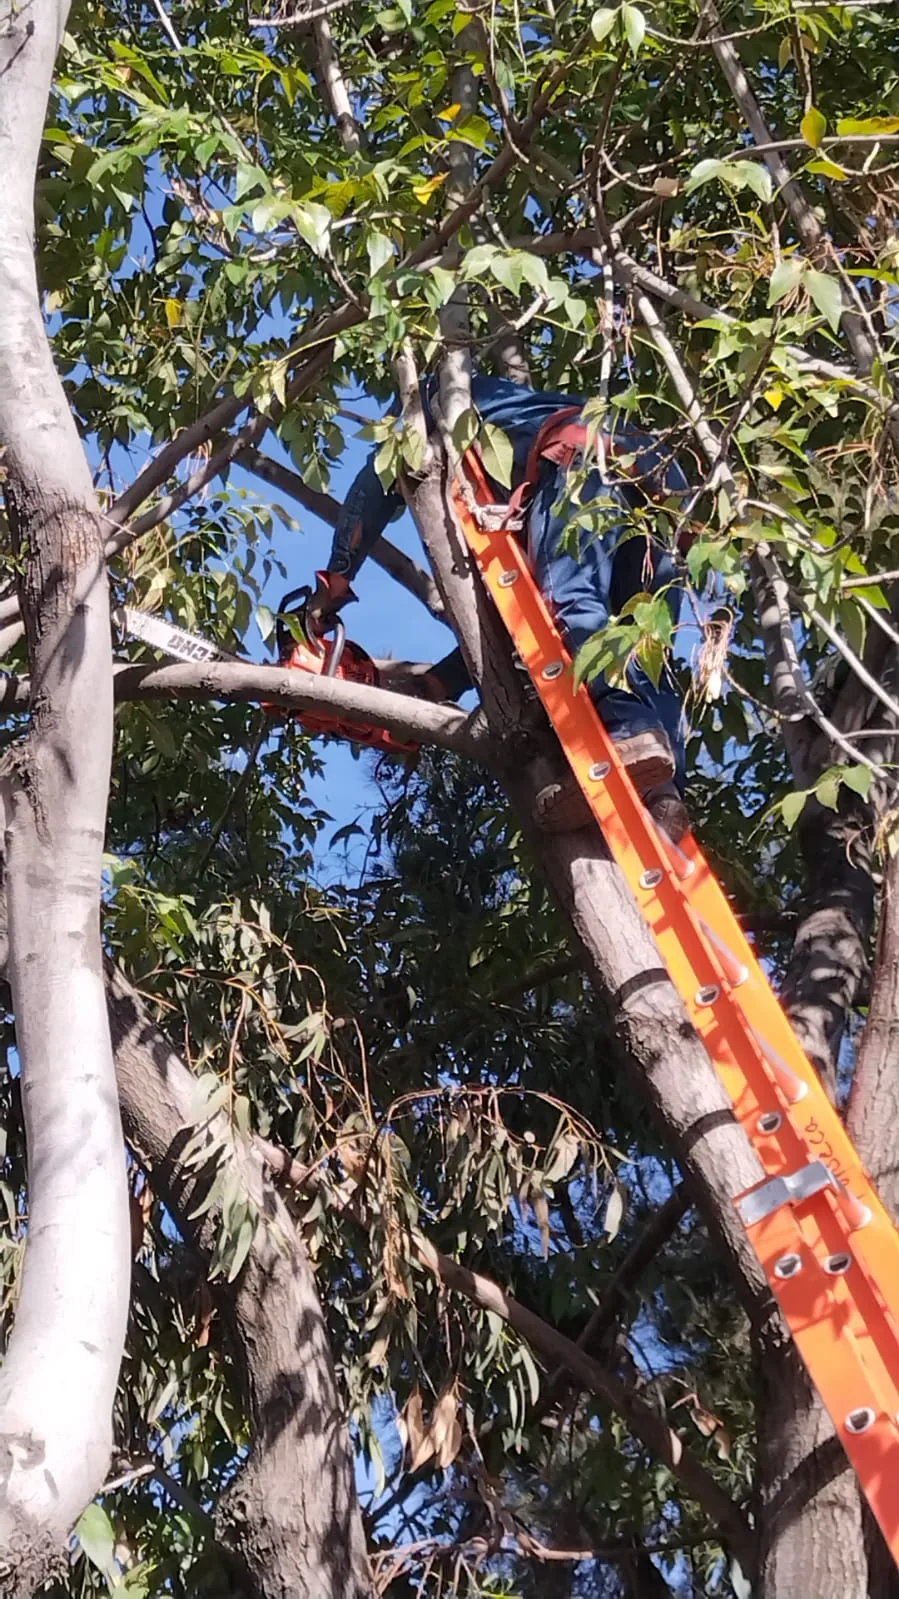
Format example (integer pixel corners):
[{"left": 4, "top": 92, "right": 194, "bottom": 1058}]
[{"left": 527, "top": 462, "right": 686, "bottom": 787}]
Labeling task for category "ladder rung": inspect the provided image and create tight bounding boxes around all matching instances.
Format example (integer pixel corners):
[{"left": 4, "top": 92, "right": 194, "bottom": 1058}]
[
  {"left": 750, "top": 1027, "right": 809, "bottom": 1105},
  {"left": 698, "top": 918, "right": 749, "bottom": 988}
]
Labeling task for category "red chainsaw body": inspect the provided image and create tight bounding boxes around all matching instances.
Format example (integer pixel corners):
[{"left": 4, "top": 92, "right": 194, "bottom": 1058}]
[{"left": 271, "top": 589, "right": 417, "bottom": 756}]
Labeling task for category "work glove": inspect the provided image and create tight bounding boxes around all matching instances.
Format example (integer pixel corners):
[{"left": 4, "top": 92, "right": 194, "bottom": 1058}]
[{"left": 306, "top": 569, "right": 356, "bottom": 635}]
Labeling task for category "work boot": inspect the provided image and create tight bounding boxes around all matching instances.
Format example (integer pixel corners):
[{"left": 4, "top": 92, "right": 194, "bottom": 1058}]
[
  {"left": 643, "top": 780, "right": 691, "bottom": 844},
  {"left": 611, "top": 729, "right": 676, "bottom": 793},
  {"left": 533, "top": 729, "right": 680, "bottom": 835}
]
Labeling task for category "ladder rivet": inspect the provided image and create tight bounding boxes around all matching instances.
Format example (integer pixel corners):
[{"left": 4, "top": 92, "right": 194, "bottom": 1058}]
[
  {"left": 695, "top": 984, "right": 720, "bottom": 1006},
  {"left": 757, "top": 1111, "right": 782, "bottom": 1135},
  {"left": 639, "top": 867, "right": 663, "bottom": 889},
  {"left": 845, "top": 1407, "right": 875, "bottom": 1435},
  {"left": 588, "top": 762, "right": 610, "bottom": 782},
  {"left": 498, "top": 570, "right": 518, "bottom": 587},
  {"left": 824, "top": 1252, "right": 852, "bottom": 1275},
  {"left": 542, "top": 661, "right": 564, "bottom": 680},
  {"left": 774, "top": 1252, "right": 802, "bottom": 1279}
]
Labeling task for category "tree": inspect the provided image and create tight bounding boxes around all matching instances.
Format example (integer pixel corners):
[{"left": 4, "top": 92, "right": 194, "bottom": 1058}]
[{"left": 0, "top": 0, "right": 898, "bottom": 1593}]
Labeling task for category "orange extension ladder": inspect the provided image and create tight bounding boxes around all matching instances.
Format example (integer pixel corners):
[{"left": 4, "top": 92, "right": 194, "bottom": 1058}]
[{"left": 453, "top": 455, "right": 899, "bottom": 1564}]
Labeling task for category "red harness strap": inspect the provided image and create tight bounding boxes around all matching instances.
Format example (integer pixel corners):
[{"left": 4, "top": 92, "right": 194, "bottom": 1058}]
[{"left": 497, "top": 407, "right": 699, "bottom": 554}]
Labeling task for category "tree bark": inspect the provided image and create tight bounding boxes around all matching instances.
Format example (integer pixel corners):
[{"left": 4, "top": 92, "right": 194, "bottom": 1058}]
[
  {"left": 106, "top": 965, "right": 371, "bottom": 1599},
  {"left": 0, "top": 3, "right": 130, "bottom": 1586}
]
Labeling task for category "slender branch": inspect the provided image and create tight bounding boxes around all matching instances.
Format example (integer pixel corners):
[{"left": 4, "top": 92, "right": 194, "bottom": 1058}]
[
  {"left": 312, "top": 12, "right": 364, "bottom": 154},
  {"left": 106, "top": 304, "right": 359, "bottom": 531},
  {"left": 238, "top": 448, "right": 447, "bottom": 620},
  {"left": 572, "top": 1187, "right": 689, "bottom": 1360},
  {"left": 415, "top": 1239, "right": 754, "bottom": 1568},
  {"left": 699, "top": 0, "right": 886, "bottom": 389},
  {"left": 752, "top": 548, "right": 886, "bottom": 780},
  {"left": 250, "top": 0, "right": 357, "bottom": 24},
  {"left": 724, "top": 133, "right": 899, "bottom": 162},
  {"left": 109, "top": 345, "right": 335, "bottom": 553}
]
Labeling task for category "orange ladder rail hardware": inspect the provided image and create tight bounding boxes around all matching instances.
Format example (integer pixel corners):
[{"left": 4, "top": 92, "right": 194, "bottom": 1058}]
[{"left": 452, "top": 454, "right": 899, "bottom": 1566}]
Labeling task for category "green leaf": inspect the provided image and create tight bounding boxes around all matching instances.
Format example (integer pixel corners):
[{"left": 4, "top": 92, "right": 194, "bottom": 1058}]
[
  {"left": 738, "top": 161, "right": 773, "bottom": 204},
  {"left": 478, "top": 422, "right": 514, "bottom": 488},
  {"left": 621, "top": 4, "right": 645, "bottom": 54},
  {"left": 685, "top": 157, "right": 771, "bottom": 203},
  {"left": 781, "top": 790, "right": 809, "bottom": 829},
  {"left": 807, "top": 156, "right": 848, "bottom": 181},
  {"left": 590, "top": 6, "right": 618, "bottom": 41},
  {"left": 76, "top": 1504, "right": 116, "bottom": 1576},
  {"left": 800, "top": 105, "right": 827, "bottom": 147},
  {"left": 366, "top": 230, "right": 395, "bottom": 278},
  {"left": 767, "top": 258, "right": 803, "bottom": 306},
  {"left": 374, "top": 435, "right": 399, "bottom": 488},
  {"left": 841, "top": 764, "right": 873, "bottom": 800},
  {"left": 836, "top": 115, "right": 899, "bottom": 136},
  {"left": 426, "top": 265, "right": 457, "bottom": 307},
  {"left": 806, "top": 268, "right": 842, "bottom": 331},
  {"left": 227, "top": 1214, "right": 257, "bottom": 1281},
  {"left": 815, "top": 772, "right": 840, "bottom": 811},
  {"left": 294, "top": 202, "right": 332, "bottom": 257},
  {"left": 255, "top": 604, "right": 275, "bottom": 644},
  {"left": 447, "top": 113, "right": 493, "bottom": 150},
  {"left": 452, "top": 407, "right": 480, "bottom": 456}
]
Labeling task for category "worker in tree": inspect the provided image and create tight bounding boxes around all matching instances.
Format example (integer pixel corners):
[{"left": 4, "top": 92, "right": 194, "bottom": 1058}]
[{"left": 312, "top": 375, "right": 691, "bottom": 842}]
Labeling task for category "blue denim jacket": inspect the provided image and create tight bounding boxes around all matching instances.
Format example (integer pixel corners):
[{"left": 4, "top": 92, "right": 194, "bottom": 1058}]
[{"left": 327, "top": 375, "right": 688, "bottom": 578}]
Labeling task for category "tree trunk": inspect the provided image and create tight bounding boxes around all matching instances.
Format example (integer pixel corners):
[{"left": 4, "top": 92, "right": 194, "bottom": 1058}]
[
  {"left": 0, "top": 3, "right": 130, "bottom": 1586},
  {"left": 780, "top": 798, "right": 875, "bottom": 1103},
  {"left": 106, "top": 965, "right": 372, "bottom": 1599}
]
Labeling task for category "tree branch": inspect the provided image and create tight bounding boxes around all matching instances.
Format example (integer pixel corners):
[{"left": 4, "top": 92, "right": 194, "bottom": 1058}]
[
  {"left": 699, "top": 0, "right": 889, "bottom": 394},
  {"left": 108, "top": 658, "right": 489, "bottom": 759},
  {"left": 414, "top": 1239, "right": 754, "bottom": 1571},
  {"left": 105, "top": 963, "right": 370, "bottom": 1597},
  {"left": 238, "top": 448, "right": 447, "bottom": 621}
]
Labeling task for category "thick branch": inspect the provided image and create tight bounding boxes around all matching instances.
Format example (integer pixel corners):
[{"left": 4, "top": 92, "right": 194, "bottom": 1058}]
[
  {"left": 0, "top": 0, "right": 130, "bottom": 1579},
  {"left": 107, "top": 658, "right": 488, "bottom": 759},
  {"left": 106, "top": 964, "right": 371, "bottom": 1599}
]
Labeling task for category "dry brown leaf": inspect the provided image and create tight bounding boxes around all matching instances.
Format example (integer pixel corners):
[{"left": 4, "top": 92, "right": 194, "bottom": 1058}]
[{"left": 405, "top": 1390, "right": 435, "bottom": 1472}]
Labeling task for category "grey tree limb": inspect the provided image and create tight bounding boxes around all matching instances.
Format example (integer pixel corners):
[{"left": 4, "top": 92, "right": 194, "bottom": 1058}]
[
  {"left": 106, "top": 964, "right": 372, "bottom": 1598},
  {"left": 0, "top": 0, "right": 130, "bottom": 1582}
]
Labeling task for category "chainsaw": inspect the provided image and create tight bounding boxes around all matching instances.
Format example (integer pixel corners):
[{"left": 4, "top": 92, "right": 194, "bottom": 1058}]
[{"left": 116, "top": 579, "right": 418, "bottom": 757}]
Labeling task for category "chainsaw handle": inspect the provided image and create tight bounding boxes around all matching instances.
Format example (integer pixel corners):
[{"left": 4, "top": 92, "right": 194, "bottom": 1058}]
[
  {"left": 323, "top": 618, "right": 346, "bottom": 677},
  {"left": 275, "top": 588, "right": 346, "bottom": 677}
]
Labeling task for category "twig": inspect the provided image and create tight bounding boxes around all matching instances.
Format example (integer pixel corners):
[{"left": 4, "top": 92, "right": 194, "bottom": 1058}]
[
  {"left": 151, "top": 0, "right": 183, "bottom": 51},
  {"left": 249, "top": 0, "right": 356, "bottom": 24}
]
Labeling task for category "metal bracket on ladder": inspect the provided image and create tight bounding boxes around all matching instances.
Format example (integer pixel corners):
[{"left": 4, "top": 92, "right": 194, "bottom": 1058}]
[{"left": 737, "top": 1160, "right": 872, "bottom": 1231}]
